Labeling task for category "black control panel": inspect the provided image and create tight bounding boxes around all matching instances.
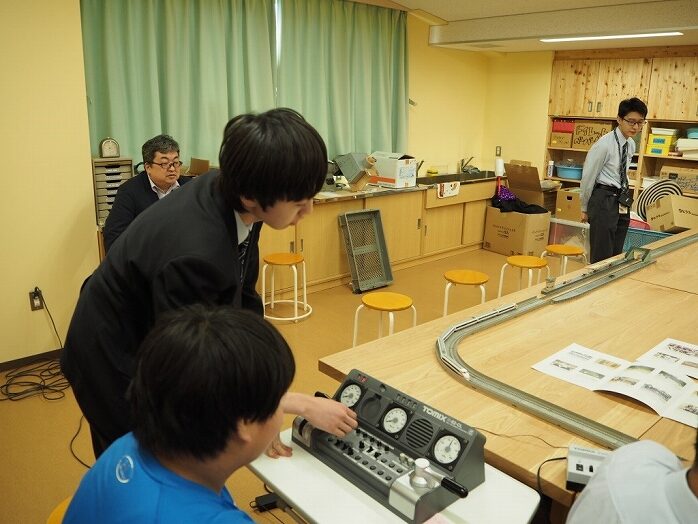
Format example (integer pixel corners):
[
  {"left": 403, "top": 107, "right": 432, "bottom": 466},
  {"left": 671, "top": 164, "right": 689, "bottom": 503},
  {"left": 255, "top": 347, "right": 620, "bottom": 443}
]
[{"left": 292, "top": 369, "right": 485, "bottom": 523}]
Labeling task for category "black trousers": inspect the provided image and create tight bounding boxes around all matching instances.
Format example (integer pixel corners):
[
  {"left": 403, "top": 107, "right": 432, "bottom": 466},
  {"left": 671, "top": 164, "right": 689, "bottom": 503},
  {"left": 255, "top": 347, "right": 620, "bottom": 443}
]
[{"left": 587, "top": 185, "right": 630, "bottom": 263}]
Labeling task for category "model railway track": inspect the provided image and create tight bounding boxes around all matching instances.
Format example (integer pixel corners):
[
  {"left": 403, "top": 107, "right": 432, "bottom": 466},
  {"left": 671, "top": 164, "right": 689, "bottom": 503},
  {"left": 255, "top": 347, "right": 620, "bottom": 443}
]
[{"left": 437, "top": 233, "right": 698, "bottom": 450}]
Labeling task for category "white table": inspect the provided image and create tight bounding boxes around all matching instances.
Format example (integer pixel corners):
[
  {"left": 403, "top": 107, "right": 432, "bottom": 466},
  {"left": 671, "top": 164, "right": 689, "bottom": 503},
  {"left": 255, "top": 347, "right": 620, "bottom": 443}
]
[{"left": 248, "top": 429, "right": 540, "bottom": 524}]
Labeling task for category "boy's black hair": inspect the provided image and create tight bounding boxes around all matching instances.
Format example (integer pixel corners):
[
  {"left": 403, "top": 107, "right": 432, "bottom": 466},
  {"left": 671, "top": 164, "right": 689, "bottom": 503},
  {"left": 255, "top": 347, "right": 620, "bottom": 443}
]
[
  {"left": 130, "top": 305, "right": 295, "bottom": 460},
  {"left": 142, "top": 134, "right": 180, "bottom": 164},
  {"left": 618, "top": 97, "right": 648, "bottom": 118},
  {"left": 218, "top": 108, "right": 327, "bottom": 212}
]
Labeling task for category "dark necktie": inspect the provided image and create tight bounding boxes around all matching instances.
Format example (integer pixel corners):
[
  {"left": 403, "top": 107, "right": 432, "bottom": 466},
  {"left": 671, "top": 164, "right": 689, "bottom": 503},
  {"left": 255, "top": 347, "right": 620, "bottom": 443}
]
[
  {"left": 619, "top": 141, "right": 628, "bottom": 191},
  {"left": 238, "top": 236, "right": 250, "bottom": 282}
]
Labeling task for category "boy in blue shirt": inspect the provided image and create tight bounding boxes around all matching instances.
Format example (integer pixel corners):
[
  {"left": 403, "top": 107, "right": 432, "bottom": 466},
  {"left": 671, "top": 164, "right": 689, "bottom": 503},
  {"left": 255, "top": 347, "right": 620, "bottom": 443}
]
[{"left": 64, "top": 305, "right": 295, "bottom": 523}]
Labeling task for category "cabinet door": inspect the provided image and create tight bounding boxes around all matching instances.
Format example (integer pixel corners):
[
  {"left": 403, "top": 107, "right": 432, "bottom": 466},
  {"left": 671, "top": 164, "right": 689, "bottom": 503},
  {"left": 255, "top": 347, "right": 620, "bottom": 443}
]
[
  {"left": 595, "top": 58, "right": 652, "bottom": 117},
  {"left": 297, "top": 199, "right": 363, "bottom": 283},
  {"left": 647, "top": 57, "right": 698, "bottom": 120},
  {"left": 256, "top": 225, "right": 296, "bottom": 294},
  {"left": 366, "top": 191, "right": 423, "bottom": 264},
  {"left": 549, "top": 60, "right": 599, "bottom": 116},
  {"left": 462, "top": 200, "right": 488, "bottom": 246},
  {"left": 423, "top": 204, "right": 464, "bottom": 255}
]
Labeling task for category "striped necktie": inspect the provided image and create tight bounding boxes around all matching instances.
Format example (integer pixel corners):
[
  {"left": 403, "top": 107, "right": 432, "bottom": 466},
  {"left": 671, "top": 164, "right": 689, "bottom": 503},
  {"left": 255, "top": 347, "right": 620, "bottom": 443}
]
[
  {"left": 619, "top": 141, "right": 628, "bottom": 191},
  {"left": 238, "top": 236, "right": 250, "bottom": 282}
]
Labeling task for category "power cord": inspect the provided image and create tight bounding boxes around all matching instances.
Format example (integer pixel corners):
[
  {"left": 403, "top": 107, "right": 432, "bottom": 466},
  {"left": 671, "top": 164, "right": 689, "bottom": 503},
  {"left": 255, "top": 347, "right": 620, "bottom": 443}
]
[
  {"left": 473, "top": 426, "right": 568, "bottom": 450},
  {"left": 70, "top": 416, "right": 92, "bottom": 469}
]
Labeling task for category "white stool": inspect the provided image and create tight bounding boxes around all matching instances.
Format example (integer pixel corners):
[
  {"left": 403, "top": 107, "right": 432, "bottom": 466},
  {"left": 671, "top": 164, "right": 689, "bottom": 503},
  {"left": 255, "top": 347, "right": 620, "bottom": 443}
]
[
  {"left": 497, "top": 255, "right": 550, "bottom": 298},
  {"left": 443, "top": 270, "right": 488, "bottom": 316},
  {"left": 261, "top": 253, "right": 312, "bottom": 322},
  {"left": 352, "top": 291, "right": 417, "bottom": 347}
]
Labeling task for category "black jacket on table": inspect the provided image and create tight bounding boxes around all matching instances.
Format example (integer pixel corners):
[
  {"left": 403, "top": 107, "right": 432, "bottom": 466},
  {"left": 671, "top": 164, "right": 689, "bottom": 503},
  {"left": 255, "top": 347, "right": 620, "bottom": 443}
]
[
  {"left": 102, "top": 171, "right": 192, "bottom": 252},
  {"left": 61, "top": 171, "right": 263, "bottom": 442}
]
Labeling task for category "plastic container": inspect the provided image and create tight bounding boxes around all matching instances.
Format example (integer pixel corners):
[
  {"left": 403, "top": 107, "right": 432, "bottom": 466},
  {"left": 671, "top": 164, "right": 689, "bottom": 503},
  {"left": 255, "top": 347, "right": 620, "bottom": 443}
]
[
  {"left": 546, "top": 160, "right": 554, "bottom": 178},
  {"left": 650, "top": 127, "right": 679, "bottom": 136},
  {"left": 687, "top": 127, "right": 698, "bottom": 139},
  {"left": 555, "top": 164, "right": 583, "bottom": 180}
]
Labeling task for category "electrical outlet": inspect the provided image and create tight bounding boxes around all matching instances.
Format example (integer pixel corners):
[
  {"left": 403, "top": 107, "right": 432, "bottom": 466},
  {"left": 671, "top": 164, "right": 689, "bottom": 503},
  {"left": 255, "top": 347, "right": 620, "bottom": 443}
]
[
  {"left": 29, "top": 287, "right": 44, "bottom": 311},
  {"left": 566, "top": 444, "right": 610, "bottom": 491}
]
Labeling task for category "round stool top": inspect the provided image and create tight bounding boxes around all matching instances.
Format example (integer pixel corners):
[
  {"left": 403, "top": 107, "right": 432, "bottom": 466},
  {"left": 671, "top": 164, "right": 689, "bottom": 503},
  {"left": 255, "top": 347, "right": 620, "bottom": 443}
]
[
  {"left": 362, "top": 291, "right": 413, "bottom": 312},
  {"left": 444, "top": 269, "right": 489, "bottom": 286},
  {"left": 506, "top": 255, "right": 547, "bottom": 269},
  {"left": 263, "top": 252, "right": 304, "bottom": 265},
  {"left": 545, "top": 244, "right": 585, "bottom": 256}
]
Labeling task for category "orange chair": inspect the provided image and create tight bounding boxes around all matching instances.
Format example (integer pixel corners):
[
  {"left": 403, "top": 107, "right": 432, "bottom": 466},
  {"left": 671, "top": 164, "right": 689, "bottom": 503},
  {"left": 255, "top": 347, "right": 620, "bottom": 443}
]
[
  {"left": 261, "top": 252, "right": 312, "bottom": 322},
  {"left": 443, "top": 270, "right": 488, "bottom": 316},
  {"left": 352, "top": 292, "right": 417, "bottom": 347}
]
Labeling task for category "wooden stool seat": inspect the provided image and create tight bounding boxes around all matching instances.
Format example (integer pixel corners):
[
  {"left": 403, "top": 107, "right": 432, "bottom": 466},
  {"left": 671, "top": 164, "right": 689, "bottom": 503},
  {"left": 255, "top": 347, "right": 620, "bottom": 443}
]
[
  {"left": 541, "top": 244, "right": 588, "bottom": 276},
  {"left": 262, "top": 252, "right": 311, "bottom": 322},
  {"left": 47, "top": 496, "right": 72, "bottom": 524},
  {"left": 498, "top": 255, "right": 550, "bottom": 298},
  {"left": 353, "top": 291, "right": 417, "bottom": 346},
  {"left": 443, "top": 270, "right": 488, "bottom": 316}
]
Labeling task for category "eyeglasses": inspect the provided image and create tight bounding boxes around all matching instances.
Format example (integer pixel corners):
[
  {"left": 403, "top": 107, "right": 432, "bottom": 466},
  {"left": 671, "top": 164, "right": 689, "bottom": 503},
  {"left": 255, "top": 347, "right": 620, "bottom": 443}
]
[
  {"left": 149, "top": 160, "right": 183, "bottom": 170},
  {"left": 622, "top": 118, "right": 645, "bottom": 127}
]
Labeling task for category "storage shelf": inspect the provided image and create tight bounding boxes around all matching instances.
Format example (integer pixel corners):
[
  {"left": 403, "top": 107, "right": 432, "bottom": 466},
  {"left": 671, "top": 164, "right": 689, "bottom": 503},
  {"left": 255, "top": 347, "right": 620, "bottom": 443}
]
[
  {"left": 643, "top": 154, "right": 698, "bottom": 162},
  {"left": 551, "top": 176, "right": 580, "bottom": 185}
]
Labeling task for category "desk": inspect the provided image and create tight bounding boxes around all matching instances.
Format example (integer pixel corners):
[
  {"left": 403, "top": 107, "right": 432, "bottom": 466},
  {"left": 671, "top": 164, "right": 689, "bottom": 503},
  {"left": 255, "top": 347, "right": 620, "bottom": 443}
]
[
  {"left": 319, "top": 231, "right": 698, "bottom": 507},
  {"left": 248, "top": 429, "right": 540, "bottom": 523}
]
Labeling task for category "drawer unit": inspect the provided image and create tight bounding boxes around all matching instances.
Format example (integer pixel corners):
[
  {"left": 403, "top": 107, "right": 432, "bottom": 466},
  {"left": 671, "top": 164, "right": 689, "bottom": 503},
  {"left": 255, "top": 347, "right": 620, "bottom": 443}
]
[{"left": 92, "top": 157, "right": 133, "bottom": 225}]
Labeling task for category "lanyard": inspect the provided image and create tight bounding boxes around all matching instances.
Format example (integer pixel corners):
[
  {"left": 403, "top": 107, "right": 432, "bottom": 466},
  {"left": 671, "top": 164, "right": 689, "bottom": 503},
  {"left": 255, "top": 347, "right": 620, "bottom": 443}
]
[{"left": 613, "top": 129, "right": 629, "bottom": 190}]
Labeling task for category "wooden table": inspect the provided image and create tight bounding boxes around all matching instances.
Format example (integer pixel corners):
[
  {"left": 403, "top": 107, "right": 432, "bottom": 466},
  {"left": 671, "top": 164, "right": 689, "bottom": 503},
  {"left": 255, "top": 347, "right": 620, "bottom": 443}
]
[{"left": 320, "top": 230, "right": 698, "bottom": 507}]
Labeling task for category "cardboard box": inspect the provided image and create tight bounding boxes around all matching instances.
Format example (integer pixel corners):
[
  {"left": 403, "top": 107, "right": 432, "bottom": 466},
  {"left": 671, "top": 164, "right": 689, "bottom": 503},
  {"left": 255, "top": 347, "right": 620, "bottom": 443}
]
[
  {"left": 645, "top": 143, "right": 673, "bottom": 156},
  {"left": 549, "top": 132, "right": 573, "bottom": 148},
  {"left": 370, "top": 151, "right": 417, "bottom": 188},
  {"left": 504, "top": 163, "right": 559, "bottom": 213},
  {"left": 335, "top": 153, "right": 372, "bottom": 183},
  {"left": 659, "top": 163, "right": 698, "bottom": 194},
  {"left": 571, "top": 121, "right": 613, "bottom": 150},
  {"left": 483, "top": 206, "right": 551, "bottom": 256},
  {"left": 554, "top": 187, "right": 582, "bottom": 222},
  {"left": 551, "top": 119, "right": 575, "bottom": 133},
  {"left": 645, "top": 194, "right": 698, "bottom": 233}
]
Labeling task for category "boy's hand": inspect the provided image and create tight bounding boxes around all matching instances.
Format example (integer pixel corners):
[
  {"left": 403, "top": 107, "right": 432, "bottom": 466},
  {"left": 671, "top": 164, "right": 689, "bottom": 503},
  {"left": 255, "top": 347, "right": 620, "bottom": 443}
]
[
  {"left": 265, "top": 434, "right": 293, "bottom": 459},
  {"left": 303, "top": 396, "right": 358, "bottom": 436}
]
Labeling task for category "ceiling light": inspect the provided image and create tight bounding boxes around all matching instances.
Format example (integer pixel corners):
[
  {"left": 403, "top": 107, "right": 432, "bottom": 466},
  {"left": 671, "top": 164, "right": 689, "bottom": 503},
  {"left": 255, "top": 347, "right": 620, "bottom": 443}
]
[{"left": 541, "top": 32, "right": 683, "bottom": 43}]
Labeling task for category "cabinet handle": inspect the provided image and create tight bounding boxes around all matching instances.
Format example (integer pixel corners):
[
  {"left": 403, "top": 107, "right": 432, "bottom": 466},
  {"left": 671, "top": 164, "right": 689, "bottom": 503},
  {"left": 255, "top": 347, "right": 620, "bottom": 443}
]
[
  {"left": 417, "top": 218, "right": 422, "bottom": 229},
  {"left": 290, "top": 241, "right": 295, "bottom": 253},
  {"left": 424, "top": 224, "right": 428, "bottom": 236},
  {"left": 596, "top": 102, "right": 602, "bottom": 113},
  {"left": 587, "top": 101, "right": 592, "bottom": 112},
  {"left": 300, "top": 238, "right": 304, "bottom": 252}
]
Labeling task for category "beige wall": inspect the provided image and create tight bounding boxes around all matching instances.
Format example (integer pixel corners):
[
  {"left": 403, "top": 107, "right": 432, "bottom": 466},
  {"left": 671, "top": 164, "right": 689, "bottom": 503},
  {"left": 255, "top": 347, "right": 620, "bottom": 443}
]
[
  {"left": 0, "top": 0, "right": 98, "bottom": 363},
  {"left": 408, "top": 15, "right": 553, "bottom": 175}
]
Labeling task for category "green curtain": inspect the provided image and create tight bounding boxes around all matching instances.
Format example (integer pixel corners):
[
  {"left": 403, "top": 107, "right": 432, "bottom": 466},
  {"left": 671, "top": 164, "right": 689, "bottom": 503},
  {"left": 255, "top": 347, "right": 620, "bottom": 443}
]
[
  {"left": 276, "top": 0, "right": 408, "bottom": 159},
  {"left": 81, "top": 0, "right": 276, "bottom": 164}
]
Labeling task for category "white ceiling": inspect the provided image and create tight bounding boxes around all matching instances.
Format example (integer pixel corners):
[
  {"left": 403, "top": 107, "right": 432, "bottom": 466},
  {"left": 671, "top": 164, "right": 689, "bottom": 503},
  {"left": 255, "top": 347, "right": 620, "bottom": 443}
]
[{"left": 357, "top": 0, "right": 698, "bottom": 52}]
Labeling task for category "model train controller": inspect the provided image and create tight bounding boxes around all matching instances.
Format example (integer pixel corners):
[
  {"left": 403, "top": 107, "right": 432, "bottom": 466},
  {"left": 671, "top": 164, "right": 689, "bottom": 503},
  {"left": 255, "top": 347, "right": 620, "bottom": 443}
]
[{"left": 292, "top": 369, "right": 485, "bottom": 522}]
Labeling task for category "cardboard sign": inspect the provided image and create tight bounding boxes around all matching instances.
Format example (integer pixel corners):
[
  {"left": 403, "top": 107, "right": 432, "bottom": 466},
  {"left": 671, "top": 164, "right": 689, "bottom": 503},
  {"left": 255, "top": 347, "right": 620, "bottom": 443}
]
[{"left": 572, "top": 121, "right": 613, "bottom": 150}]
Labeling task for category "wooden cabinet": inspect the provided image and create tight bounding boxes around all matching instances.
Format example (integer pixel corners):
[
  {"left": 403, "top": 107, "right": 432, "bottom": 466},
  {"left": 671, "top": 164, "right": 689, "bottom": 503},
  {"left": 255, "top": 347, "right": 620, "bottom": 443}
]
[
  {"left": 423, "top": 204, "right": 464, "bottom": 255},
  {"left": 365, "top": 191, "right": 422, "bottom": 263},
  {"left": 647, "top": 57, "right": 698, "bottom": 120},
  {"left": 549, "top": 58, "right": 651, "bottom": 117},
  {"left": 461, "top": 200, "right": 488, "bottom": 246}
]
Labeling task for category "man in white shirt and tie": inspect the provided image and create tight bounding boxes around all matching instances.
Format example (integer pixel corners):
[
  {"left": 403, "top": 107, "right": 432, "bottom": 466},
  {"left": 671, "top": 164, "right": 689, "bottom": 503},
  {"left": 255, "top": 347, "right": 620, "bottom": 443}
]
[{"left": 580, "top": 97, "right": 647, "bottom": 263}]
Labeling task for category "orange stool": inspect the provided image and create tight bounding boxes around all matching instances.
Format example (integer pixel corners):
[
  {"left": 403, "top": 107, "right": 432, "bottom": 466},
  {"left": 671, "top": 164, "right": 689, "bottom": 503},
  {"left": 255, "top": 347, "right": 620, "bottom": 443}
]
[
  {"left": 47, "top": 496, "right": 72, "bottom": 524},
  {"left": 541, "top": 244, "right": 587, "bottom": 275},
  {"left": 352, "top": 291, "right": 417, "bottom": 347},
  {"left": 497, "top": 255, "right": 550, "bottom": 298},
  {"left": 261, "top": 252, "right": 311, "bottom": 322},
  {"left": 443, "top": 270, "right": 488, "bottom": 316}
]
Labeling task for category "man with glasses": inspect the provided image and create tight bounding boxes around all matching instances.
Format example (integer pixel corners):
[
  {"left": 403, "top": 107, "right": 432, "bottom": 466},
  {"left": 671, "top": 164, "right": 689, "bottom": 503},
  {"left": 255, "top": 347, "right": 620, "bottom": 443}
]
[
  {"left": 103, "top": 134, "right": 191, "bottom": 251},
  {"left": 580, "top": 97, "right": 648, "bottom": 262}
]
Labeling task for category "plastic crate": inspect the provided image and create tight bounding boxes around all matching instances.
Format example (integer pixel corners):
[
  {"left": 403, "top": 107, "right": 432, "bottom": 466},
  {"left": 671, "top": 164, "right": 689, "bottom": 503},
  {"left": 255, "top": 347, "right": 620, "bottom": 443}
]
[
  {"left": 622, "top": 227, "right": 671, "bottom": 251},
  {"left": 339, "top": 209, "right": 393, "bottom": 293}
]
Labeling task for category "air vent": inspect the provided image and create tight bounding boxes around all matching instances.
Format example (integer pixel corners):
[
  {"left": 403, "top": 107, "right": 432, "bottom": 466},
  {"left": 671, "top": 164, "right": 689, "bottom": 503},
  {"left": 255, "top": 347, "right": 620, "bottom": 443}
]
[{"left": 405, "top": 418, "right": 434, "bottom": 449}]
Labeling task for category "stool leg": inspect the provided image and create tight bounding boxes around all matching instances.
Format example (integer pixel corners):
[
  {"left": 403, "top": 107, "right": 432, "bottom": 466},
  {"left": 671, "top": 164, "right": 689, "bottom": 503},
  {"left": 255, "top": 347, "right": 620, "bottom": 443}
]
[
  {"left": 291, "top": 264, "right": 298, "bottom": 320},
  {"left": 262, "top": 263, "right": 268, "bottom": 316},
  {"left": 388, "top": 311, "right": 395, "bottom": 336},
  {"left": 526, "top": 268, "right": 533, "bottom": 289},
  {"left": 410, "top": 305, "right": 417, "bottom": 327},
  {"left": 301, "top": 261, "right": 308, "bottom": 312},
  {"left": 270, "top": 267, "right": 276, "bottom": 308},
  {"left": 561, "top": 255, "right": 568, "bottom": 275},
  {"left": 352, "top": 305, "right": 364, "bottom": 347},
  {"left": 443, "top": 282, "right": 453, "bottom": 316},
  {"left": 498, "top": 263, "right": 509, "bottom": 298},
  {"left": 479, "top": 284, "right": 486, "bottom": 304}
]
